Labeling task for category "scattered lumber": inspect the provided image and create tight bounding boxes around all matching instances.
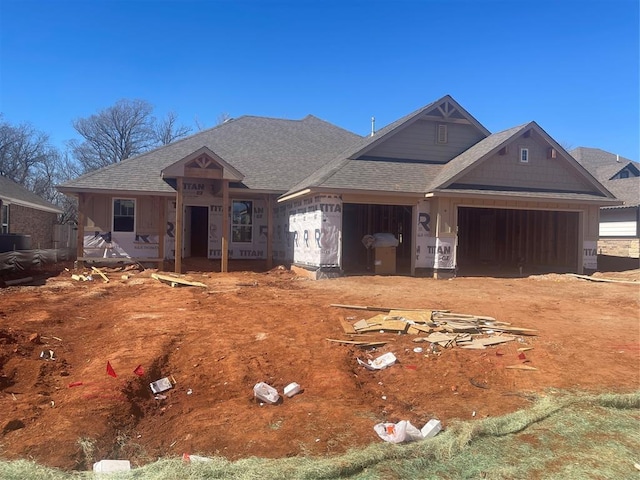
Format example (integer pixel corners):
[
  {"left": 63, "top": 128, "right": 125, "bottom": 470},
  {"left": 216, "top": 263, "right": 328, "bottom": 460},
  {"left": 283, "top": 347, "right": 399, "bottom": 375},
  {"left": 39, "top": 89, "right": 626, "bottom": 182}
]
[
  {"left": 326, "top": 338, "right": 389, "bottom": 348},
  {"left": 567, "top": 273, "right": 638, "bottom": 285},
  {"left": 151, "top": 273, "right": 207, "bottom": 288},
  {"left": 91, "top": 266, "right": 110, "bottom": 283},
  {"left": 337, "top": 305, "right": 536, "bottom": 352}
]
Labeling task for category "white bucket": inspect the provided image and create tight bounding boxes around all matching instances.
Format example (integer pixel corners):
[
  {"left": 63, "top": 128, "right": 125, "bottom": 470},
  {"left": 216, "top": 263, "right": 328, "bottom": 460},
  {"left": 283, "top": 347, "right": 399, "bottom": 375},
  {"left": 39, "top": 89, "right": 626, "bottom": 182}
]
[
  {"left": 253, "top": 382, "right": 279, "bottom": 404},
  {"left": 421, "top": 419, "right": 442, "bottom": 438},
  {"left": 284, "top": 382, "right": 301, "bottom": 397}
]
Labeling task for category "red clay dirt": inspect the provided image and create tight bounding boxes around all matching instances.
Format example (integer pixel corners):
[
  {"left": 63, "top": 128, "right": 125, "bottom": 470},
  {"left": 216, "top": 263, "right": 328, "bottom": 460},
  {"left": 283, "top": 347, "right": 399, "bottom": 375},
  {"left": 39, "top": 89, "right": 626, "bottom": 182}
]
[{"left": 0, "top": 262, "right": 638, "bottom": 470}]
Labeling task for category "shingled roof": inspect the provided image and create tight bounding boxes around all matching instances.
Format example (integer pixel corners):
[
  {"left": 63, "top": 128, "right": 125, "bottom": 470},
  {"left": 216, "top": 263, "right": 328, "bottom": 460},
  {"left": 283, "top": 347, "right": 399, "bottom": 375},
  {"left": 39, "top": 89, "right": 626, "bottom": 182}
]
[
  {"left": 58, "top": 115, "right": 362, "bottom": 194},
  {"left": 570, "top": 147, "right": 640, "bottom": 208},
  {"left": 0, "top": 175, "right": 63, "bottom": 214},
  {"left": 282, "top": 95, "right": 490, "bottom": 197}
]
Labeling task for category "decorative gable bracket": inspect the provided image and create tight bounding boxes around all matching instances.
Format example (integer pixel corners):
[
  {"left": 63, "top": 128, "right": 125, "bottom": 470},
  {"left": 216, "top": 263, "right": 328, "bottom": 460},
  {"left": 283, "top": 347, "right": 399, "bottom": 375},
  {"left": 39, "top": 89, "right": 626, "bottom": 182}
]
[{"left": 161, "top": 146, "right": 244, "bottom": 182}]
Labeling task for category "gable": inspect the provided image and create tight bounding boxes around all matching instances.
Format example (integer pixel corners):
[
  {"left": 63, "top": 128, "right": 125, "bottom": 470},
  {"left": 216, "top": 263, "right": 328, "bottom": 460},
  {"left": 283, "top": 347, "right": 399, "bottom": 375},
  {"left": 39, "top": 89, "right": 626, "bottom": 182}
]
[
  {"left": 161, "top": 147, "right": 244, "bottom": 181},
  {"left": 450, "top": 127, "right": 607, "bottom": 195},
  {"left": 363, "top": 118, "right": 486, "bottom": 163},
  {"left": 350, "top": 95, "right": 489, "bottom": 163}
]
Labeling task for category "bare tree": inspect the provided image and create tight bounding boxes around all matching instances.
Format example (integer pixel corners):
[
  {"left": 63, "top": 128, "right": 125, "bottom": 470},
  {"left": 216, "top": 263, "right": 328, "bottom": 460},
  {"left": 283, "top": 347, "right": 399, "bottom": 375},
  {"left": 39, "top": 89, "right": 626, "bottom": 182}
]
[
  {"left": 0, "top": 115, "right": 78, "bottom": 220},
  {"left": 71, "top": 100, "right": 196, "bottom": 173},
  {"left": 0, "top": 115, "right": 53, "bottom": 185},
  {"left": 153, "top": 111, "right": 192, "bottom": 145},
  {"left": 70, "top": 99, "right": 156, "bottom": 172}
]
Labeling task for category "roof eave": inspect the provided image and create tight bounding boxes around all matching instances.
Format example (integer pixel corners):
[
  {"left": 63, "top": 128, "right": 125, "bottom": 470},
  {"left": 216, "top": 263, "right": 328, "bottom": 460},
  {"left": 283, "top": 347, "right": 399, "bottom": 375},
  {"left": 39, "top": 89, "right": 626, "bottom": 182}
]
[{"left": 426, "top": 189, "right": 623, "bottom": 206}]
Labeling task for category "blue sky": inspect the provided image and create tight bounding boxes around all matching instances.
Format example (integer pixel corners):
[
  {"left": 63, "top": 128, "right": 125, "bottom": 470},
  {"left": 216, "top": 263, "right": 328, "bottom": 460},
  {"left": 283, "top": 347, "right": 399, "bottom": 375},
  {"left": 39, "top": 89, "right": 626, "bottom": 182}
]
[{"left": 1, "top": 0, "right": 638, "bottom": 161}]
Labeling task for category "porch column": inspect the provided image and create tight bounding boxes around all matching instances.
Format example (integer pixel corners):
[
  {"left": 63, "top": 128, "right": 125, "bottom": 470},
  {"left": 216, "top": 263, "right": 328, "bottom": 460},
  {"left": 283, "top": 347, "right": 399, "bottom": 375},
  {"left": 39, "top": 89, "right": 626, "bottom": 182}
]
[
  {"left": 174, "top": 178, "right": 183, "bottom": 273},
  {"left": 221, "top": 179, "right": 229, "bottom": 273},
  {"left": 76, "top": 193, "right": 86, "bottom": 260},
  {"left": 158, "top": 196, "right": 166, "bottom": 270},
  {"left": 265, "top": 194, "right": 273, "bottom": 270}
]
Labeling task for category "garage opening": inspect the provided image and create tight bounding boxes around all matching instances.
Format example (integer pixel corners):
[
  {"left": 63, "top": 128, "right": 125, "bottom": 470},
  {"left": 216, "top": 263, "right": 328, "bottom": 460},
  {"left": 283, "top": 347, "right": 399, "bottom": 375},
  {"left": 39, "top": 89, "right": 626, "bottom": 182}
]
[
  {"left": 342, "top": 204, "right": 412, "bottom": 274},
  {"left": 457, "top": 207, "right": 579, "bottom": 275}
]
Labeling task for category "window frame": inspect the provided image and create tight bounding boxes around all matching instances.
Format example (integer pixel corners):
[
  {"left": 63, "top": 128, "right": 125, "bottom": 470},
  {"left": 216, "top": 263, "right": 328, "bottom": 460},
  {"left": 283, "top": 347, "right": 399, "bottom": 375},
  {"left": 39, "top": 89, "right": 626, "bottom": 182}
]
[
  {"left": 112, "top": 198, "right": 136, "bottom": 233},
  {"left": 519, "top": 148, "right": 529, "bottom": 164},
  {"left": 1, "top": 203, "right": 8, "bottom": 234},
  {"left": 231, "top": 199, "right": 253, "bottom": 243}
]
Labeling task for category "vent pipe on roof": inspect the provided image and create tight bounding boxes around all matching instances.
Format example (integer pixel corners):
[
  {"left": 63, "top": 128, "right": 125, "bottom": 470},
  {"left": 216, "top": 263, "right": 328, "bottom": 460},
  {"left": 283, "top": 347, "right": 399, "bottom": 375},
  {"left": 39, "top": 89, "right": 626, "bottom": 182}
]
[
  {"left": 616, "top": 154, "right": 620, "bottom": 163},
  {"left": 370, "top": 116, "right": 375, "bottom": 137}
]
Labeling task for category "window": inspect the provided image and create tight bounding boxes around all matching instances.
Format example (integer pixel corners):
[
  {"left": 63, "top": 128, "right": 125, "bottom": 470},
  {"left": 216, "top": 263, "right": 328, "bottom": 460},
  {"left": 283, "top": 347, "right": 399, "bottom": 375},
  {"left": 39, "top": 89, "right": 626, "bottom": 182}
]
[
  {"left": 519, "top": 148, "right": 529, "bottom": 163},
  {"left": 113, "top": 199, "right": 135, "bottom": 232},
  {"left": 619, "top": 170, "right": 630, "bottom": 179},
  {"left": 1, "top": 204, "right": 8, "bottom": 234},
  {"left": 232, "top": 200, "right": 252, "bottom": 243},
  {"left": 437, "top": 124, "right": 448, "bottom": 144}
]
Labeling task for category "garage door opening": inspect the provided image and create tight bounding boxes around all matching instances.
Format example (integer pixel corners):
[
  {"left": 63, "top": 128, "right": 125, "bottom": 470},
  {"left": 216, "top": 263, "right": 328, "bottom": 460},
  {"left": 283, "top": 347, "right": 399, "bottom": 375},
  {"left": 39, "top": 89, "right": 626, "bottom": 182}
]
[
  {"left": 342, "top": 204, "right": 413, "bottom": 274},
  {"left": 457, "top": 207, "right": 579, "bottom": 275}
]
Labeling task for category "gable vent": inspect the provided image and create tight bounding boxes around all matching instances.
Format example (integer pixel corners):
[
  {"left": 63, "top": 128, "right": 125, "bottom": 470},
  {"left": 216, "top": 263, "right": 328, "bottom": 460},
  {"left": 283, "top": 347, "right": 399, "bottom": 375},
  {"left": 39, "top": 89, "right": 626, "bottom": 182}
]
[{"left": 437, "top": 124, "right": 448, "bottom": 144}]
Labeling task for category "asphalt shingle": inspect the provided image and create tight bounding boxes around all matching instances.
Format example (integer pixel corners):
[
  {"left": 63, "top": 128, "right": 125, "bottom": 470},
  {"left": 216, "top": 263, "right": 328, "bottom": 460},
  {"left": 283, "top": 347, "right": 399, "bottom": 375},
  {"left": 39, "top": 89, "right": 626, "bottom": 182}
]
[
  {"left": 0, "top": 175, "right": 62, "bottom": 213},
  {"left": 59, "top": 115, "right": 362, "bottom": 194}
]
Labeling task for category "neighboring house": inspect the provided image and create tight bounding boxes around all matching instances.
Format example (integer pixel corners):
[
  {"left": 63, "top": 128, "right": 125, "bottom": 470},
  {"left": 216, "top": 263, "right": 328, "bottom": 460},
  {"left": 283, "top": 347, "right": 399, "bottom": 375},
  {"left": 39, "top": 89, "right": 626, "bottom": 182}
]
[
  {"left": 58, "top": 95, "right": 619, "bottom": 277},
  {"left": 570, "top": 147, "right": 640, "bottom": 258},
  {"left": 0, "top": 174, "right": 63, "bottom": 250}
]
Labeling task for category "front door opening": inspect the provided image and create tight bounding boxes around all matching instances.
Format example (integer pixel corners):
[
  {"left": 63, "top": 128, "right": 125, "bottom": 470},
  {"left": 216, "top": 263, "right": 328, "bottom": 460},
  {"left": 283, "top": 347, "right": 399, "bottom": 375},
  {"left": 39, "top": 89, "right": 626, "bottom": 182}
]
[{"left": 189, "top": 206, "right": 209, "bottom": 257}]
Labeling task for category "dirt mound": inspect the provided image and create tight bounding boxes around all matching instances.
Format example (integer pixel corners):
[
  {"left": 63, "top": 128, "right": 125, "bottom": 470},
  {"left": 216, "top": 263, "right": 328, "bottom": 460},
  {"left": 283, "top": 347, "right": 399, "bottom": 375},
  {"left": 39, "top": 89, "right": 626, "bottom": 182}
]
[{"left": 0, "top": 267, "right": 638, "bottom": 470}]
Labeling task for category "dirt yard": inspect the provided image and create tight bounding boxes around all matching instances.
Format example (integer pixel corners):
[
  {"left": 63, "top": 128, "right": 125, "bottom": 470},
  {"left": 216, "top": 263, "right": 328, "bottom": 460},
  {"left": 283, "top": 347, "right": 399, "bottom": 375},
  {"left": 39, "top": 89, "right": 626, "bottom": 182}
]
[{"left": 0, "top": 262, "right": 638, "bottom": 470}]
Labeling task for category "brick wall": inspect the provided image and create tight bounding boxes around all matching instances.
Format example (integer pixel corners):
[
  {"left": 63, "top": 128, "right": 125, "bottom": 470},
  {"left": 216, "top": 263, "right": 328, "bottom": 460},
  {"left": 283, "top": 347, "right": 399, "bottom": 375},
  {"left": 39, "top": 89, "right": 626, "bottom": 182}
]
[
  {"left": 9, "top": 204, "right": 59, "bottom": 249},
  {"left": 598, "top": 238, "right": 640, "bottom": 258}
]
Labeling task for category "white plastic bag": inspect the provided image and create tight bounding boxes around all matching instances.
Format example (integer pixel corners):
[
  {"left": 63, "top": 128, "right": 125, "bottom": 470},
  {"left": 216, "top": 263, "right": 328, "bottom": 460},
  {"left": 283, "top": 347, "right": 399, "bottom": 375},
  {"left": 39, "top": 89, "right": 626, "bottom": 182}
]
[{"left": 373, "top": 420, "right": 424, "bottom": 443}]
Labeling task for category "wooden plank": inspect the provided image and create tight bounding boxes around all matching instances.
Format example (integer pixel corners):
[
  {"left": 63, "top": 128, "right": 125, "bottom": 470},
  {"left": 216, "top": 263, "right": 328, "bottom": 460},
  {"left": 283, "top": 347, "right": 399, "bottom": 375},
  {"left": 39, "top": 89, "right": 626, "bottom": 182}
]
[
  {"left": 425, "top": 332, "right": 458, "bottom": 343},
  {"left": 91, "top": 266, "right": 110, "bottom": 283},
  {"left": 388, "top": 310, "right": 433, "bottom": 323},
  {"left": 505, "top": 365, "right": 538, "bottom": 371},
  {"left": 352, "top": 319, "right": 369, "bottom": 331},
  {"left": 357, "top": 320, "right": 408, "bottom": 333},
  {"left": 476, "top": 336, "right": 516, "bottom": 346},
  {"left": 567, "top": 274, "right": 638, "bottom": 285},
  {"left": 339, "top": 318, "right": 357, "bottom": 334},
  {"left": 151, "top": 273, "right": 207, "bottom": 288},
  {"left": 326, "top": 338, "right": 388, "bottom": 347},
  {"left": 330, "top": 304, "right": 448, "bottom": 313},
  {"left": 490, "top": 326, "right": 537, "bottom": 335}
]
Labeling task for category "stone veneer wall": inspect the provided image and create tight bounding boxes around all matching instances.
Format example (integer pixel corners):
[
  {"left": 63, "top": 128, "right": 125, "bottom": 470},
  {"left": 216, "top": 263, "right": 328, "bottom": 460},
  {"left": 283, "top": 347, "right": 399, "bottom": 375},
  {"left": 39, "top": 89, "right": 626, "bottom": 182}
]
[
  {"left": 598, "top": 238, "right": 640, "bottom": 258},
  {"left": 9, "top": 204, "right": 59, "bottom": 249}
]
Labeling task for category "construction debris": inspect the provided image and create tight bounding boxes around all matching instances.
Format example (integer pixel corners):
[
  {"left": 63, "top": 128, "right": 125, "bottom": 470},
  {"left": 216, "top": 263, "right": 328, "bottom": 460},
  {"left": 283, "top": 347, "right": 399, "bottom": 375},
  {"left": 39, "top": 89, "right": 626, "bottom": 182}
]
[
  {"left": 151, "top": 273, "right": 207, "bottom": 288},
  {"left": 335, "top": 306, "right": 536, "bottom": 353},
  {"left": 91, "top": 266, "right": 110, "bottom": 283}
]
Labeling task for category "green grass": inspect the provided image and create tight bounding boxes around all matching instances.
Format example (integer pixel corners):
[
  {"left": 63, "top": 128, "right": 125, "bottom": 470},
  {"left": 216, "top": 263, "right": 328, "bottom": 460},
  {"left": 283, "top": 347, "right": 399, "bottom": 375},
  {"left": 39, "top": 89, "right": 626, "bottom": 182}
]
[{"left": 1, "top": 391, "right": 638, "bottom": 479}]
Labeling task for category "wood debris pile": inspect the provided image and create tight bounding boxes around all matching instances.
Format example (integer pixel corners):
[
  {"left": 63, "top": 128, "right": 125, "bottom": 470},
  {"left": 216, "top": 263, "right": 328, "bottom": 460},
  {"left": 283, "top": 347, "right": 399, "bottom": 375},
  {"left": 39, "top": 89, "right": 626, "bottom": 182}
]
[{"left": 330, "top": 304, "right": 536, "bottom": 350}]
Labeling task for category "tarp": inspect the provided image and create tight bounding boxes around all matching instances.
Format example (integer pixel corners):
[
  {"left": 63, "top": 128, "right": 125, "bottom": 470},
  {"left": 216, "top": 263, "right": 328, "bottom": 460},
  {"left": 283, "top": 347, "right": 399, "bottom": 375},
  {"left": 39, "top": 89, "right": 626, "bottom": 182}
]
[{"left": 0, "top": 248, "right": 74, "bottom": 273}]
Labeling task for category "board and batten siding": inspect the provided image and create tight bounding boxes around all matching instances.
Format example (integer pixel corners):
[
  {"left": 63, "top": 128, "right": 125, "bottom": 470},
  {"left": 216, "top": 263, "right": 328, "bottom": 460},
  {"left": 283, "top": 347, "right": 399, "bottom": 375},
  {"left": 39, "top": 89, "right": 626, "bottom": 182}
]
[
  {"left": 456, "top": 134, "right": 594, "bottom": 193},
  {"left": 364, "top": 119, "right": 485, "bottom": 162}
]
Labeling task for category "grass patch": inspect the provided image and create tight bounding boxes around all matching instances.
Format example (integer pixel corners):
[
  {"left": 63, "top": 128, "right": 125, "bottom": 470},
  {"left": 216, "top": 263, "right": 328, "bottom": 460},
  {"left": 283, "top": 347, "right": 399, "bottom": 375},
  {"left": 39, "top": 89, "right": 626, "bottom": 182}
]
[{"left": 1, "top": 391, "right": 638, "bottom": 479}]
